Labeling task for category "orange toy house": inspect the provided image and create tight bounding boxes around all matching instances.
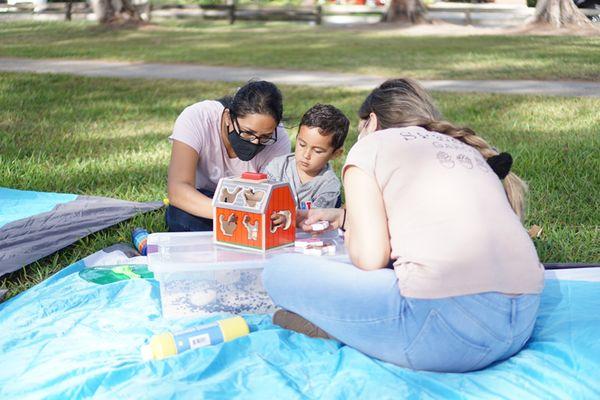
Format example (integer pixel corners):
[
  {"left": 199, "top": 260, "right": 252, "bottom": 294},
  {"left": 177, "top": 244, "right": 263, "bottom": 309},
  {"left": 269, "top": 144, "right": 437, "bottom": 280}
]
[{"left": 212, "top": 172, "right": 296, "bottom": 252}]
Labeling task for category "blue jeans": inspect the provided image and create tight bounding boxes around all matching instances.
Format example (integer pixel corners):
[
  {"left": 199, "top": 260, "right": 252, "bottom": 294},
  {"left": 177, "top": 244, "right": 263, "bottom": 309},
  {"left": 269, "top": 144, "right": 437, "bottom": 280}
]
[
  {"left": 165, "top": 189, "right": 215, "bottom": 232},
  {"left": 263, "top": 254, "right": 541, "bottom": 372}
]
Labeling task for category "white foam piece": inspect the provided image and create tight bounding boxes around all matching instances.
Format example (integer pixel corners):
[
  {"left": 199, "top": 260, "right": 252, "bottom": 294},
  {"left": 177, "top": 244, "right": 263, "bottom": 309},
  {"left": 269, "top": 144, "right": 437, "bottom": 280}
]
[
  {"left": 295, "top": 238, "right": 323, "bottom": 248},
  {"left": 304, "top": 247, "right": 324, "bottom": 256},
  {"left": 311, "top": 221, "right": 329, "bottom": 231}
]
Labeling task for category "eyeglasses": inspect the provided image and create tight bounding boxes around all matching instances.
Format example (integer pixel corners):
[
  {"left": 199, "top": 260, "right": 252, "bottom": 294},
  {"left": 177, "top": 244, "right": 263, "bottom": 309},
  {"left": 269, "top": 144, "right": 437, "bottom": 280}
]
[{"left": 232, "top": 116, "right": 278, "bottom": 146}]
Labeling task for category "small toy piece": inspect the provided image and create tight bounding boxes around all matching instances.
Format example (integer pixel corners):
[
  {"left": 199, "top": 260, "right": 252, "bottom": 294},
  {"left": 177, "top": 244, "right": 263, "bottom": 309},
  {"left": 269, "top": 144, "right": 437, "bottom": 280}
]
[
  {"left": 297, "top": 240, "right": 336, "bottom": 256},
  {"left": 213, "top": 175, "right": 296, "bottom": 251},
  {"left": 295, "top": 238, "right": 324, "bottom": 248},
  {"left": 322, "top": 242, "right": 336, "bottom": 255},
  {"left": 310, "top": 221, "right": 330, "bottom": 232},
  {"left": 303, "top": 247, "right": 324, "bottom": 256}
]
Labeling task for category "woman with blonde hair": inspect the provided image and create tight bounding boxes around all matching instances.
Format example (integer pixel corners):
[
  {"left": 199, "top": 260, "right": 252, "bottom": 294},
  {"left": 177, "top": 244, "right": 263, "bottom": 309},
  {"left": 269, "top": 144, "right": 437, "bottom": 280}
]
[{"left": 264, "top": 78, "right": 544, "bottom": 372}]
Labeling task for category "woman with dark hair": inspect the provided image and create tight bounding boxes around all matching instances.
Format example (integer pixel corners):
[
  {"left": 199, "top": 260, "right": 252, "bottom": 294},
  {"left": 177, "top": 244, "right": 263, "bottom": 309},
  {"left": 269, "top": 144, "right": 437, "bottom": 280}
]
[
  {"left": 166, "top": 80, "right": 290, "bottom": 232},
  {"left": 264, "top": 78, "right": 544, "bottom": 372}
]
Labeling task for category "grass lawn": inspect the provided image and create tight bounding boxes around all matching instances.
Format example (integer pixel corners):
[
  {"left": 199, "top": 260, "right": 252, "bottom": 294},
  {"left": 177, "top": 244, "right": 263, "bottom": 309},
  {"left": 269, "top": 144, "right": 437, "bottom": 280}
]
[
  {"left": 1, "top": 21, "right": 600, "bottom": 81},
  {"left": 1, "top": 72, "right": 599, "bottom": 298}
]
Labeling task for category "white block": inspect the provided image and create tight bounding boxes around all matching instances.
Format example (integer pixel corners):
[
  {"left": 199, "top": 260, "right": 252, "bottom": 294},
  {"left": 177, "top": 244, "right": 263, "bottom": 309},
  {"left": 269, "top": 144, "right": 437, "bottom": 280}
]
[
  {"left": 303, "top": 247, "right": 324, "bottom": 256},
  {"left": 311, "top": 221, "right": 329, "bottom": 231},
  {"left": 295, "top": 238, "right": 323, "bottom": 248}
]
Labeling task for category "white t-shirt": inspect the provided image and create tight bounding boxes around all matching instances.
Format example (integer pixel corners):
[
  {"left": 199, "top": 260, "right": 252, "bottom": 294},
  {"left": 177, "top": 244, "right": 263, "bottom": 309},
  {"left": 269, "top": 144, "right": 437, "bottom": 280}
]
[
  {"left": 169, "top": 100, "right": 291, "bottom": 191},
  {"left": 343, "top": 126, "right": 544, "bottom": 299}
]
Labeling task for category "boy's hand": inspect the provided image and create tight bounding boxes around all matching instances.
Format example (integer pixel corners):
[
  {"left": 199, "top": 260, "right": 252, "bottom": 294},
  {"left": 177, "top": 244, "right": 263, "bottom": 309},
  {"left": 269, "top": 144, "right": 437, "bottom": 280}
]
[{"left": 301, "top": 208, "right": 344, "bottom": 232}]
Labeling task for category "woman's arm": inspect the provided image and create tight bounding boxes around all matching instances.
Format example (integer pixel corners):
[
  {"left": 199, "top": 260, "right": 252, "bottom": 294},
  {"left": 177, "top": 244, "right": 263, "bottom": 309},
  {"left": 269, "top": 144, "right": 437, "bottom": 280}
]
[
  {"left": 167, "top": 140, "right": 214, "bottom": 219},
  {"left": 343, "top": 166, "right": 391, "bottom": 270}
]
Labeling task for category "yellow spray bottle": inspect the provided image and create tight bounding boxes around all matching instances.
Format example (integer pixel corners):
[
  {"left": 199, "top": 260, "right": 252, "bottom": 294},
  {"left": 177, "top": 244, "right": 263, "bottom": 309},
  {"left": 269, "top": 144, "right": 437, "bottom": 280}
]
[{"left": 141, "top": 316, "right": 249, "bottom": 361}]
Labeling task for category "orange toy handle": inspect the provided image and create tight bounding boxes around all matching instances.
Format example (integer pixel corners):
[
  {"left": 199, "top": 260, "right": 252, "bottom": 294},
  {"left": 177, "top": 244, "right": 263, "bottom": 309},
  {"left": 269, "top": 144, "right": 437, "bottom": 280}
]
[{"left": 242, "top": 172, "right": 268, "bottom": 180}]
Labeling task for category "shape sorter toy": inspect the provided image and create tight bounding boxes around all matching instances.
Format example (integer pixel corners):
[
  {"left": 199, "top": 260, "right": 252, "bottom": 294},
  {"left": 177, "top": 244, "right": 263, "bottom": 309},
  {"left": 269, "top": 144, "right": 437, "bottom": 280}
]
[{"left": 212, "top": 172, "right": 296, "bottom": 252}]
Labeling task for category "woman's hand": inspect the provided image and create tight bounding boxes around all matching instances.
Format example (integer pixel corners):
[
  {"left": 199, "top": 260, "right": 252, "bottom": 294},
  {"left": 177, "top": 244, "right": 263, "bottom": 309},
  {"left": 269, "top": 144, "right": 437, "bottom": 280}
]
[{"left": 298, "top": 208, "right": 345, "bottom": 232}]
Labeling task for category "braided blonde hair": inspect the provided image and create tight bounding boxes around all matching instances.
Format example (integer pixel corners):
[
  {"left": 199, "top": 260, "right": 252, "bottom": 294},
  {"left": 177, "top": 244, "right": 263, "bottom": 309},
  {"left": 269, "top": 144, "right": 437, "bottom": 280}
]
[{"left": 359, "top": 78, "right": 527, "bottom": 220}]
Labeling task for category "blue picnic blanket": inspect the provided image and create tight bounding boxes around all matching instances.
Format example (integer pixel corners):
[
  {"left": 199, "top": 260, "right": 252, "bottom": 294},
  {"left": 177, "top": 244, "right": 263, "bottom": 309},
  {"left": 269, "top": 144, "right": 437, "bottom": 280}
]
[{"left": 1, "top": 250, "right": 599, "bottom": 399}]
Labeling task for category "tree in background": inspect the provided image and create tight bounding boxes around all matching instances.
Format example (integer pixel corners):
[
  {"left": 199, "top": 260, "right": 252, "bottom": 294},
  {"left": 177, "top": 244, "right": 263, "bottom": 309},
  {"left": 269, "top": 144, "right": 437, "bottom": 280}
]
[
  {"left": 533, "top": 0, "right": 595, "bottom": 27},
  {"left": 383, "top": 0, "right": 428, "bottom": 23},
  {"left": 90, "top": 0, "right": 149, "bottom": 24}
]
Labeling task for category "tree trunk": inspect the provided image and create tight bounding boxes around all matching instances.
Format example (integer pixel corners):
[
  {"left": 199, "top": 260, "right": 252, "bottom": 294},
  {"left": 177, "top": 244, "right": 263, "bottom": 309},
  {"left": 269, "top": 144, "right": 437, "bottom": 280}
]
[
  {"left": 65, "top": 0, "right": 72, "bottom": 21},
  {"left": 533, "top": 0, "right": 593, "bottom": 27},
  {"left": 90, "top": 0, "right": 149, "bottom": 24},
  {"left": 383, "top": 0, "right": 428, "bottom": 23}
]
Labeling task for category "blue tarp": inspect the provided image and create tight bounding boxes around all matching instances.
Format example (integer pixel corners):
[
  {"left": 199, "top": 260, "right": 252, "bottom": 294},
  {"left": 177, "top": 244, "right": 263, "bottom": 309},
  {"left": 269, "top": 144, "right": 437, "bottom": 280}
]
[
  {"left": 0, "top": 188, "right": 76, "bottom": 229},
  {"left": 1, "top": 250, "right": 599, "bottom": 399},
  {"left": 0, "top": 187, "right": 162, "bottom": 276}
]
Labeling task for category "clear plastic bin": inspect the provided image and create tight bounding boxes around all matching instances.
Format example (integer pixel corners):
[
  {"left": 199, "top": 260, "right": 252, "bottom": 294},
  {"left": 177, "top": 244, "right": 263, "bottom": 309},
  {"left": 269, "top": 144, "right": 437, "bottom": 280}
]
[{"left": 147, "top": 231, "right": 346, "bottom": 319}]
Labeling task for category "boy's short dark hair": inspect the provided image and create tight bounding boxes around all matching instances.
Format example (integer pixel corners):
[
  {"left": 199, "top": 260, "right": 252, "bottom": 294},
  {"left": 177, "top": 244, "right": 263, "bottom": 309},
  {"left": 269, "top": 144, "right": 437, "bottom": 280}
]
[{"left": 300, "top": 104, "right": 349, "bottom": 151}]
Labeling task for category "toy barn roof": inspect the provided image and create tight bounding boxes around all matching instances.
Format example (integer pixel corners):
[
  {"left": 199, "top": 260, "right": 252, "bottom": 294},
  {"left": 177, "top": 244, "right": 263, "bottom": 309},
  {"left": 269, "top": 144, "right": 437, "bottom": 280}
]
[{"left": 212, "top": 174, "right": 295, "bottom": 214}]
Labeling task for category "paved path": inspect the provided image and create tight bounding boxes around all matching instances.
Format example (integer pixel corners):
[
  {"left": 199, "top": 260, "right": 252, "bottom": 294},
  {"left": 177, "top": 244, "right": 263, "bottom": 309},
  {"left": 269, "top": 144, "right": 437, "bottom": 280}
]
[{"left": 1, "top": 57, "right": 599, "bottom": 97}]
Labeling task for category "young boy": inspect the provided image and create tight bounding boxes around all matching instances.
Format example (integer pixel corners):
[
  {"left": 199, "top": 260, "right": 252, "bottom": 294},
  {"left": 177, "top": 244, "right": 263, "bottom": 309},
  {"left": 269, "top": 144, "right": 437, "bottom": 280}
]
[{"left": 263, "top": 103, "right": 349, "bottom": 210}]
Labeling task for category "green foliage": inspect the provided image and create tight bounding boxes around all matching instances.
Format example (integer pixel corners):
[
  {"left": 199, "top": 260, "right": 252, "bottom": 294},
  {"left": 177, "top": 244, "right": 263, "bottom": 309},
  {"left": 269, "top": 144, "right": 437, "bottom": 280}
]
[{"left": 1, "top": 72, "right": 598, "bottom": 298}]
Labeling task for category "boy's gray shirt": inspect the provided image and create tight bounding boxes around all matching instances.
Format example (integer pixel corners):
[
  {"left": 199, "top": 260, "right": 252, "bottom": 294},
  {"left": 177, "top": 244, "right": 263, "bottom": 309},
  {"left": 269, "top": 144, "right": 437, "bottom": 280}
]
[{"left": 263, "top": 153, "right": 340, "bottom": 209}]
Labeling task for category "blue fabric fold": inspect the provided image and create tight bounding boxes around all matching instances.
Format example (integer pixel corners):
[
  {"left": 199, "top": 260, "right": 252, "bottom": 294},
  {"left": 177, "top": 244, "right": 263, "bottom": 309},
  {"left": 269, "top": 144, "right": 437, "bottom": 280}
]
[
  {"left": 1, "top": 252, "right": 599, "bottom": 399},
  {"left": 0, "top": 187, "right": 77, "bottom": 229}
]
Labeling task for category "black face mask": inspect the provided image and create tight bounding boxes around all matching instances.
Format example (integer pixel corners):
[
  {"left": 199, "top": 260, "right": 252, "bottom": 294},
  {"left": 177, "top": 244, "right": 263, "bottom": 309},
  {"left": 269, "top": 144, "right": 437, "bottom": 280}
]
[{"left": 228, "top": 129, "right": 265, "bottom": 161}]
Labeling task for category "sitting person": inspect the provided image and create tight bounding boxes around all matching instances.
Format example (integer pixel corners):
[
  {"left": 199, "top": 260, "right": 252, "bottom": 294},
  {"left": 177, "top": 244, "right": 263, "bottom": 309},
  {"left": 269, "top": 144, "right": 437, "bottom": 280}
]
[
  {"left": 263, "top": 78, "right": 544, "bottom": 373},
  {"left": 263, "top": 103, "right": 349, "bottom": 210},
  {"left": 165, "top": 80, "right": 290, "bottom": 232}
]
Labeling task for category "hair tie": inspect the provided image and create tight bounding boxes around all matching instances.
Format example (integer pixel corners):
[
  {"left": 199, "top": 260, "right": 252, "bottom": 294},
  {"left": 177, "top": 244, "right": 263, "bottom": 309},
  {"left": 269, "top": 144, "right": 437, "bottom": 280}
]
[{"left": 487, "top": 152, "right": 513, "bottom": 179}]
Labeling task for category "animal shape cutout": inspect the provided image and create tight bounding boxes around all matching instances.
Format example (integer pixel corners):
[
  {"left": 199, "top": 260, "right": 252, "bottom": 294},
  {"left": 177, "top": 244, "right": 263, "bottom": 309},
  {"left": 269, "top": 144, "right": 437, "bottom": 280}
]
[
  {"left": 220, "top": 187, "right": 242, "bottom": 203},
  {"left": 242, "top": 215, "right": 259, "bottom": 241},
  {"left": 243, "top": 188, "right": 265, "bottom": 208},
  {"left": 219, "top": 214, "right": 238, "bottom": 236}
]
